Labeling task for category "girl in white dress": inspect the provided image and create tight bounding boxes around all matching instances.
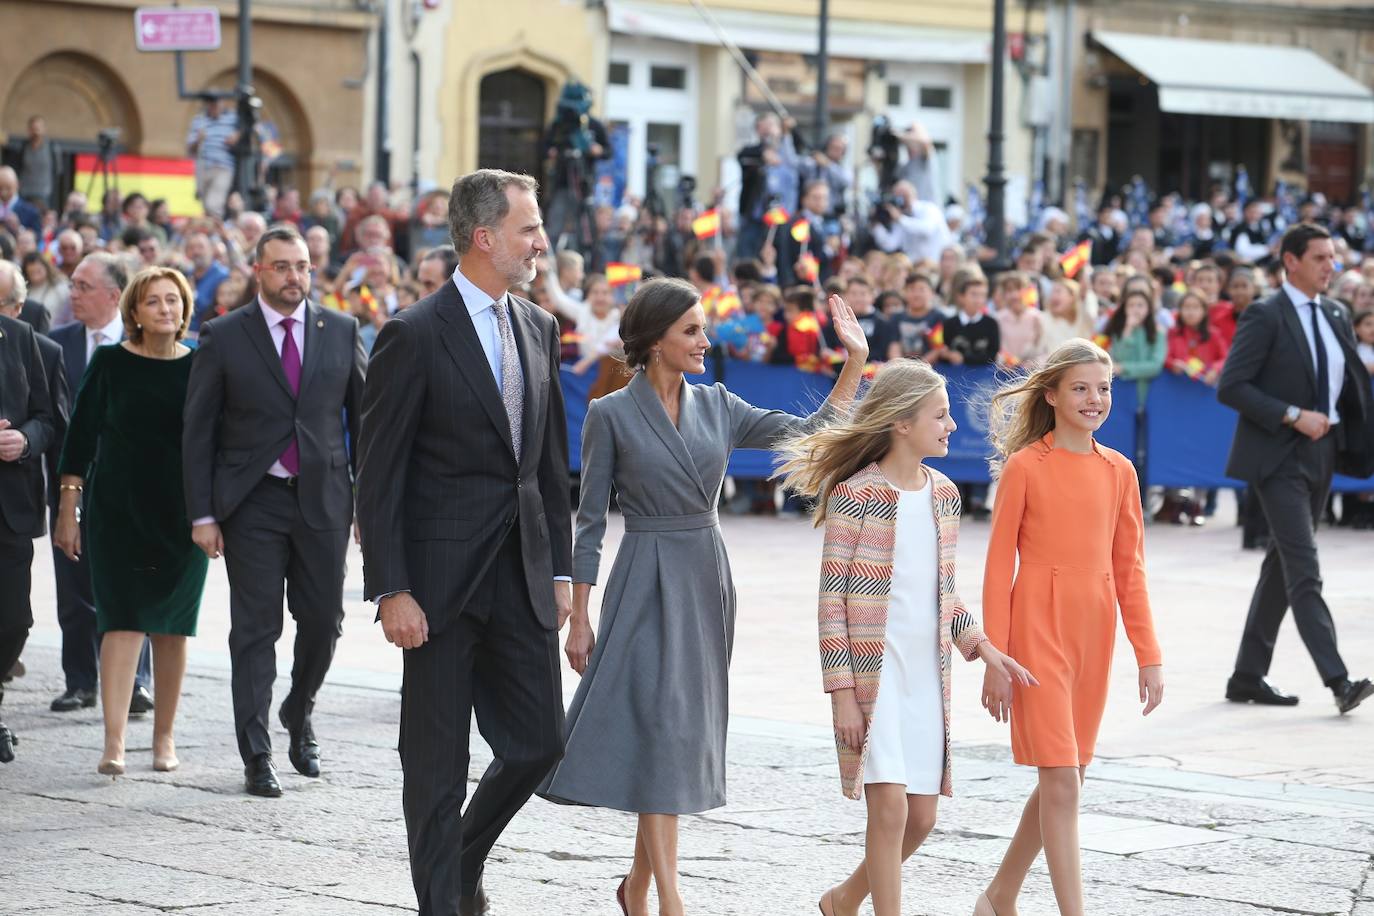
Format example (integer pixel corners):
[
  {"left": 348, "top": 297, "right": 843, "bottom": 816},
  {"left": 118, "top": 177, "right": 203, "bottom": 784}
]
[{"left": 778, "top": 360, "right": 1035, "bottom": 916}]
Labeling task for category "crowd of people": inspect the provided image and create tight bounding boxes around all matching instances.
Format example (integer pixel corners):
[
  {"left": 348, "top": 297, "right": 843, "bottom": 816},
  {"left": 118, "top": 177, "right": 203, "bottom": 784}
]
[{"left": 2, "top": 93, "right": 1373, "bottom": 916}]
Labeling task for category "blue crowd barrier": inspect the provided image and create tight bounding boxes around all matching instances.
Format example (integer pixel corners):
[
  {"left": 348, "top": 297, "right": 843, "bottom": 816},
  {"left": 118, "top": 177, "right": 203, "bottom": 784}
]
[{"left": 561, "top": 360, "right": 1374, "bottom": 491}]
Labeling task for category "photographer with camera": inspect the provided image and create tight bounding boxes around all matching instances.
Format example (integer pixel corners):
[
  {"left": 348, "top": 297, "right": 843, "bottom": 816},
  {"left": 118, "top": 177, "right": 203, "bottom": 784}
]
[
  {"left": 736, "top": 111, "right": 802, "bottom": 260},
  {"left": 543, "top": 81, "right": 609, "bottom": 255},
  {"left": 186, "top": 97, "right": 240, "bottom": 219},
  {"left": 799, "top": 132, "right": 851, "bottom": 222},
  {"left": 870, "top": 179, "right": 952, "bottom": 265}
]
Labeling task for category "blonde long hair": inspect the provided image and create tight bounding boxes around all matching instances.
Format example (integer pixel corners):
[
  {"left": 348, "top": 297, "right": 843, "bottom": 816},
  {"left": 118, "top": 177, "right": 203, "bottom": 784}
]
[
  {"left": 775, "top": 360, "right": 947, "bottom": 527},
  {"left": 985, "top": 338, "right": 1112, "bottom": 477}
]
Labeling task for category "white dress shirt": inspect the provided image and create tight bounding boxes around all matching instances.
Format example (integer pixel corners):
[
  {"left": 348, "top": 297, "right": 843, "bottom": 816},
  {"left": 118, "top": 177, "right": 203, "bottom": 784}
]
[
  {"left": 1282, "top": 281, "right": 1345, "bottom": 424},
  {"left": 452, "top": 267, "right": 523, "bottom": 387},
  {"left": 260, "top": 298, "right": 308, "bottom": 478},
  {"left": 86, "top": 313, "right": 125, "bottom": 362}
]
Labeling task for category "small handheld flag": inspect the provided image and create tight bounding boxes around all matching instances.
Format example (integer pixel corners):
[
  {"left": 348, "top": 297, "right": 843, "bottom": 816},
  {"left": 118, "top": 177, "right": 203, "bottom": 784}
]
[
  {"left": 764, "top": 206, "right": 790, "bottom": 227},
  {"left": 605, "top": 263, "right": 642, "bottom": 287},
  {"left": 790, "top": 220, "right": 811, "bottom": 244},
  {"left": 692, "top": 210, "right": 721, "bottom": 239},
  {"left": 1059, "top": 240, "right": 1091, "bottom": 279}
]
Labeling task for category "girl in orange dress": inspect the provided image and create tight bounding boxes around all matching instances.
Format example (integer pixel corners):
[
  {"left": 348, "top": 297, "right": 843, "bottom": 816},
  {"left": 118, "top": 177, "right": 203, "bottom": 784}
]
[{"left": 973, "top": 339, "right": 1165, "bottom": 916}]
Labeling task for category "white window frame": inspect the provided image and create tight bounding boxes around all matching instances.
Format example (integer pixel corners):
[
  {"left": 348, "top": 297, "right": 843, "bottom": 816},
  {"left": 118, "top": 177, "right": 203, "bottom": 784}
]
[
  {"left": 883, "top": 62, "right": 963, "bottom": 202},
  {"left": 605, "top": 35, "right": 698, "bottom": 204}
]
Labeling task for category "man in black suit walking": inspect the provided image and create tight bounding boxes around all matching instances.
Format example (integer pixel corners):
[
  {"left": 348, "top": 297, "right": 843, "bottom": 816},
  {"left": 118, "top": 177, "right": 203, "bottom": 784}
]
[
  {"left": 1218, "top": 222, "right": 1374, "bottom": 714},
  {"left": 44, "top": 253, "right": 154, "bottom": 715},
  {"left": 356, "top": 169, "right": 573, "bottom": 916},
  {"left": 0, "top": 309, "right": 55, "bottom": 762},
  {"left": 183, "top": 225, "right": 367, "bottom": 796}
]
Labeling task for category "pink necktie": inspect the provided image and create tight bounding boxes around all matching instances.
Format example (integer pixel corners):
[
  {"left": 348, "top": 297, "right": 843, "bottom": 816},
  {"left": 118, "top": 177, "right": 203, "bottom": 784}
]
[{"left": 279, "top": 317, "right": 301, "bottom": 475}]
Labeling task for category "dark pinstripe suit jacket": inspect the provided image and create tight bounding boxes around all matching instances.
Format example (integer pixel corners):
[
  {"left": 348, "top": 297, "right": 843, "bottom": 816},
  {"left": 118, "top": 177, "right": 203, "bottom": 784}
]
[{"left": 355, "top": 279, "right": 572, "bottom": 632}]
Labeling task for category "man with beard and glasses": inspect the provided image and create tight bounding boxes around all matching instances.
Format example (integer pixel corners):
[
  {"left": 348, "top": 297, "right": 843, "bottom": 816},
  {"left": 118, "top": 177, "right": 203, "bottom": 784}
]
[
  {"left": 182, "top": 225, "right": 367, "bottom": 796},
  {"left": 356, "top": 169, "right": 572, "bottom": 916}
]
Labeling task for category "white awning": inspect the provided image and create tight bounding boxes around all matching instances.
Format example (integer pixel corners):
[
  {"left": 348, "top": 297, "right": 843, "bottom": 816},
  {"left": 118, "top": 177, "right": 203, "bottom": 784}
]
[
  {"left": 606, "top": 0, "right": 989, "bottom": 65},
  {"left": 1093, "top": 30, "right": 1374, "bottom": 123}
]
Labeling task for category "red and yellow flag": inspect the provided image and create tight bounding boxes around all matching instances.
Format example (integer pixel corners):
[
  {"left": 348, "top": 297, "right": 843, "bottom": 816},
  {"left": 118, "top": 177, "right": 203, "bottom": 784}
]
[
  {"left": 790, "top": 219, "right": 811, "bottom": 244},
  {"left": 359, "top": 285, "right": 378, "bottom": 315},
  {"left": 798, "top": 252, "right": 820, "bottom": 283},
  {"left": 74, "top": 153, "right": 198, "bottom": 217},
  {"left": 1020, "top": 285, "right": 1039, "bottom": 309},
  {"left": 1092, "top": 333, "right": 1111, "bottom": 350},
  {"left": 605, "top": 262, "right": 642, "bottom": 287},
  {"left": 764, "top": 206, "right": 790, "bottom": 227},
  {"left": 792, "top": 313, "right": 821, "bottom": 335},
  {"left": 692, "top": 210, "right": 722, "bottom": 239},
  {"left": 928, "top": 323, "right": 945, "bottom": 348},
  {"left": 714, "top": 291, "right": 742, "bottom": 319},
  {"left": 1058, "top": 239, "right": 1091, "bottom": 279}
]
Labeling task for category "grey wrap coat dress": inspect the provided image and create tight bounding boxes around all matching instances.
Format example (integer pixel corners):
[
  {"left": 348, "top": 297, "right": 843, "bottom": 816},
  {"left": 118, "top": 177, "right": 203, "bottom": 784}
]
[{"left": 538, "top": 371, "right": 833, "bottom": 814}]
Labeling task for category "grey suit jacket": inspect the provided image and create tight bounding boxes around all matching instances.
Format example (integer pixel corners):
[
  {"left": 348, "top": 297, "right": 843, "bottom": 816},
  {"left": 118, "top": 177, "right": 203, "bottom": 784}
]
[
  {"left": 182, "top": 301, "right": 367, "bottom": 530},
  {"left": 355, "top": 279, "right": 572, "bottom": 632},
  {"left": 1218, "top": 289, "right": 1372, "bottom": 481}
]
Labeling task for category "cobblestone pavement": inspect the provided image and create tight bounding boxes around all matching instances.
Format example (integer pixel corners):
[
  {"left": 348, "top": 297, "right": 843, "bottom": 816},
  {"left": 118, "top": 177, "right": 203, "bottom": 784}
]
[{"left": 4, "top": 499, "right": 1373, "bottom": 914}]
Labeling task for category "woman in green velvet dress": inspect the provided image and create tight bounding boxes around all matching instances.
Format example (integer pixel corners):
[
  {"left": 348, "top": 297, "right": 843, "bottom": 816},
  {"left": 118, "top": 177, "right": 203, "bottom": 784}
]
[{"left": 54, "top": 266, "right": 208, "bottom": 777}]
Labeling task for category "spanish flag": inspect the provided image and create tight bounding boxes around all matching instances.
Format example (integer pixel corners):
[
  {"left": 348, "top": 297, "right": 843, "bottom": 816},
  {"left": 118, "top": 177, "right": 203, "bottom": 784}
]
[
  {"left": 792, "top": 313, "right": 821, "bottom": 335},
  {"left": 1093, "top": 333, "right": 1111, "bottom": 350},
  {"left": 692, "top": 209, "right": 722, "bottom": 239},
  {"left": 700, "top": 285, "right": 721, "bottom": 315},
  {"left": 1059, "top": 239, "right": 1091, "bottom": 279},
  {"left": 1020, "top": 285, "right": 1039, "bottom": 309},
  {"left": 359, "top": 285, "right": 378, "bottom": 315},
  {"left": 74, "top": 153, "right": 198, "bottom": 218},
  {"left": 1185, "top": 356, "right": 1206, "bottom": 378},
  {"left": 715, "top": 291, "right": 742, "bottom": 319},
  {"left": 605, "top": 262, "right": 642, "bottom": 287},
  {"left": 790, "top": 219, "right": 811, "bottom": 244},
  {"left": 798, "top": 252, "right": 820, "bottom": 283},
  {"left": 764, "top": 206, "right": 790, "bottom": 227},
  {"left": 928, "top": 323, "right": 945, "bottom": 348}
]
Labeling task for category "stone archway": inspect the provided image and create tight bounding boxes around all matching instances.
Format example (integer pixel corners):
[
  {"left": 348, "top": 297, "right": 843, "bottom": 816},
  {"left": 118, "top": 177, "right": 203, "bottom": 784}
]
[
  {"left": 2, "top": 51, "right": 143, "bottom": 151},
  {"left": 478, "top": 69, "right": 547, "bottom": 179},
  {"left": 200, "top": 67, "right": 315, "bottom": 191},
  {"left": 449, "top": 46, "right": 574, "bottom": 178}
]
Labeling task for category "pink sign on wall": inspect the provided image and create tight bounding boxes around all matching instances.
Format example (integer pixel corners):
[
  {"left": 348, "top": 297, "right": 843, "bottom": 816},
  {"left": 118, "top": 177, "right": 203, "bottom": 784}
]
[{"left": 134, "top": 7, "right": 222, "bottom": 52}]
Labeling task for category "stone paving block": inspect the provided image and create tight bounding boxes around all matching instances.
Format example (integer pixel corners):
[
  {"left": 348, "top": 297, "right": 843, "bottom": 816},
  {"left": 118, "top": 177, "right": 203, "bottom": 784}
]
[
  {"left": 1232, "top": 814, "right": 1374, "bottom": 855},
  {"left": 1137, "top": 834, "right": 1370, "bottom": 887},
  {"left": 1079, "top": 821, "right": 1239, "bottom": 854}
]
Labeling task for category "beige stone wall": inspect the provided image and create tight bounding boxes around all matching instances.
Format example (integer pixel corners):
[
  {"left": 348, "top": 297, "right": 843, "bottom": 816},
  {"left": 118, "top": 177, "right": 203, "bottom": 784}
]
[
  {"left": 434, "top": 2, "right": 609, "bottom": 180},
  {"left": 0, "top": 0, "right": 373, "bottom": 193}
]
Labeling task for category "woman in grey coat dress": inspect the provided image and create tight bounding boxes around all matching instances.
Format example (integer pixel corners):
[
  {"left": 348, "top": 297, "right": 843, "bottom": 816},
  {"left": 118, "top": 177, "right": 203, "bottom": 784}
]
[{"left": 538, "top": 278, "right": 869, "bottom": 915}]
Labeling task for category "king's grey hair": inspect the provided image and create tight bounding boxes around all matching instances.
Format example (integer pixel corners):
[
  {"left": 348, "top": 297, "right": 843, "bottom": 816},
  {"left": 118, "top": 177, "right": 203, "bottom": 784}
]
[{"left": 447, "top": 169, "right": 539, "bottom": 256}]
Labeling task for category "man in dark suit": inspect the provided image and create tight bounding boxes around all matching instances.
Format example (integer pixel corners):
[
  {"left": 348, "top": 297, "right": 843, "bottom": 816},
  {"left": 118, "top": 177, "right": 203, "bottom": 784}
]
[
  {"left": 183, "top": 225, "right": 367, "bottom": 797},
  {"left": 0, "top": 311, "right": 56, "bottom": 762},
  {"left": 356, "top": 169, "right": 573, "bottom": 916},
  {"left": 44, "top": 253, "right": 154, "bottom": 714},
  {"left": 1218, "top": 222, "right": 1374, "bottom": 715}
]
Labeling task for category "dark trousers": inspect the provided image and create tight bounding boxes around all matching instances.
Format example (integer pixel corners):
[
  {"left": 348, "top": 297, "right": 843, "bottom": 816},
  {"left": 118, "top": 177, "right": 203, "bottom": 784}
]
[
  {"left": 50, "top": 509, "right": 151, "bottom": 692},
  {"left": 400, "top": 530, "right": 564, "bottom": 915},
  {"left": 221, "top": 477, "right": 347, "bottom": 763},
  {"left": 1236, "top": 435, "right": 1348, "bottom": 684},
  {"left": 0, "top": 515, "right": 34, "bottom": 714}
]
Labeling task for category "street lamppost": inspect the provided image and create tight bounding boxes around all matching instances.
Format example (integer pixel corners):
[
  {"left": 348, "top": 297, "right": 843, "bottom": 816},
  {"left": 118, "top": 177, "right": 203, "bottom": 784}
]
[
  {"left": 814, "top": 0, "right": 830, "bottom": 148},
  {"left": 983, "top": 0, "right": 1010, "bottom": 270}
]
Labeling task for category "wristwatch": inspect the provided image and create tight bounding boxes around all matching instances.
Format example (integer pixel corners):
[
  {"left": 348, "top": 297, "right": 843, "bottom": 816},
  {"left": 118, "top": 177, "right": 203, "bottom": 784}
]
[{"left": 1283, "top": 405, "right": 1301, "bottom": 426}]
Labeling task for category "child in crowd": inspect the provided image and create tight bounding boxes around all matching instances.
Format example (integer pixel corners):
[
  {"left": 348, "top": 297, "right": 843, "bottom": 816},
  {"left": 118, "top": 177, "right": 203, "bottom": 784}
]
[
  {"left": 992, "top": 271, "right": 1045, "bottom": 367},
  {"left": 976, "top": 339, "right": 1164, "bottom": 916},
  {"left": 932, "top": 269, "right": 999, "bottom": 367},
  {"left": 1166, "top": 289, "right": 1228, "bottom": 386},
  {"left": 776, "top": 360, "right": 1034, "bottom": 916},
  {"left": 1103, "top": 288, "right": 1166, "bottom": 397},
  {"left": 892, "top": 273, "right": 946, "bottom": 361},
  {"left": 1210, "top": 265, "right": 1257, "bottom": 346},
  {"left": 769, "top": 286, "right": 826, "bottom": 369},
  {"left": 1041, "top": 277, "right": 1098, "bottom": 354}
]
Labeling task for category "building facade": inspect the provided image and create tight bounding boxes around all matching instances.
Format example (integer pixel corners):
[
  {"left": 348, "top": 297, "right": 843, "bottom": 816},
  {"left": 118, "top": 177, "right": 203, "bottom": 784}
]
[
  {"left": 389, "top": 0, "right": 1042, "bottom": 219},
  {"left": 1, "top": 0, "right": 376, "bottom": 205}
]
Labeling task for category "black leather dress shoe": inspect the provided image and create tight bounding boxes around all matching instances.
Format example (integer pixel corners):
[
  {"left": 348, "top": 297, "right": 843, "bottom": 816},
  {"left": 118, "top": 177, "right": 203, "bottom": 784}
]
[
  {"left": 0, "top": 723, "right": 16, "bottom": 763},
  {"left": 245, "top": 754, "right": 283, "bottom": 797},
  {"left": 279, "top": 705, "right": 321, "bottom": 777},
  {"left": 51, "top": 688, "right": 97, "bottom": 712},
  {"left": 458, "top": 881, "right": 490, "bottom": 916},
  {"left": 1226, "top": 675, "right": 1299, "bottom": 706},
  {"left": 1334, "top": 678, "right": 1374, "bottom": 715},
  {"left": 128, "top": 685, "right": 154, "bottom": 717}
]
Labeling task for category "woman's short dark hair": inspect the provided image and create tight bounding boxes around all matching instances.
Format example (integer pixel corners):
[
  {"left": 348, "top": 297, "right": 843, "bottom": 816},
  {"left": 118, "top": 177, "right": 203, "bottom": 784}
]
[
  {"left": 1280, "top": 222, "right": 1332, "bottom": 264},
  {"left": 619, "top": 278, "right": 701, "bottom": 370}
]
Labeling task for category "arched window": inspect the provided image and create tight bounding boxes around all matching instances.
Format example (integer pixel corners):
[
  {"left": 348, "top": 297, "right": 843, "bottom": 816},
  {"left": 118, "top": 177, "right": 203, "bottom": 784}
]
[{"left": 478, "top": 69, "right": 546, "bottom": 180}]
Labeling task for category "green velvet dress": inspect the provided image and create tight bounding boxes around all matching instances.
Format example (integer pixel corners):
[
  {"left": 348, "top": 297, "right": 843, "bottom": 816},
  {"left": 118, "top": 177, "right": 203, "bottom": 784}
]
[{"left": 58, "top": 344, "right": 207, "bottom": 636}]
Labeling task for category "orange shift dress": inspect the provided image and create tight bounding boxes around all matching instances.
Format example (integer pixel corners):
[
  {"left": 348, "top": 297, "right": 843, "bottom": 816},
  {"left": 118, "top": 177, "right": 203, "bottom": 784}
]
[{"left": 982, "top": 432, "right": 1162, "bottom": 768}]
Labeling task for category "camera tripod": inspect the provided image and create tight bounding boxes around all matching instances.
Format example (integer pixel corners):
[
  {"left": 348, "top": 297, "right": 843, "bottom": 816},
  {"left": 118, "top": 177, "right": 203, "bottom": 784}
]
[
  {"left": 85, "top": 132, "right": 121, "bottom": 204},
  {"left": 547, "top": 151, "right": 599, "bottom": 259}
]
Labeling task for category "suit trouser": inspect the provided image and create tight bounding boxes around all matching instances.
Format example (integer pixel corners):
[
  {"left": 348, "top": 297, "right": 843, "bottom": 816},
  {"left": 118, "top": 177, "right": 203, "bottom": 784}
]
[
  {"left": 400, "top": 529, "right": 564, "bottom": 916},
  {"left": 221, "top": 477, "right": 347, "bottom": 763},
  {"left": 49, "top": 508, "right": 151, "bottom": 693},
  {"left": 0, "top": 515, "right": 34, "bottom": 712},
  {"left": 1236, "top": 434, "right": 1348, "bottom": 684}
]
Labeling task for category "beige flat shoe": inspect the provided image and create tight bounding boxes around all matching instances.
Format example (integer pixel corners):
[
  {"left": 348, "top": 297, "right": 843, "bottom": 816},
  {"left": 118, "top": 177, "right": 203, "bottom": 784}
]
[
  {"left": 97, "top": 758, "right": 125, "bottom": 777},
  {"left": 973, "top": 892, "right": 999, "bottom": 916}
]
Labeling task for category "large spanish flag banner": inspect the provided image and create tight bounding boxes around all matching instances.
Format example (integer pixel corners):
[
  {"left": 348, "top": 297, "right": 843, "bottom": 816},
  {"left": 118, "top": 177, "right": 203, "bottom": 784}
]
[{"left": 74, "top": 154, "right": 200, "bottom": 218}]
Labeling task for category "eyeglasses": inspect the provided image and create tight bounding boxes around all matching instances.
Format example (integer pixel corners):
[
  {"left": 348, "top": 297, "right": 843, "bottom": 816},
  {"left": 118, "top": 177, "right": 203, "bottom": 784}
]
[{"left": 264, "top": 261, "right": 313, "bottom": 278}]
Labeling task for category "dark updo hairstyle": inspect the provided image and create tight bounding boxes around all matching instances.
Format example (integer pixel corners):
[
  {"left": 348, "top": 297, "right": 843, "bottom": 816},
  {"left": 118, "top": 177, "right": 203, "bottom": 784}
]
[{"left": 619, "top": 277, "right": 701, "bottom": 371}]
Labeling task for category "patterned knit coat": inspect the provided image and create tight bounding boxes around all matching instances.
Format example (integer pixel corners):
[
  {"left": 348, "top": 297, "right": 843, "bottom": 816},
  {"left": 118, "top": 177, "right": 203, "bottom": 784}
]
[{"left": 818, "top": 462, "right": 987, "bottom": 800}]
